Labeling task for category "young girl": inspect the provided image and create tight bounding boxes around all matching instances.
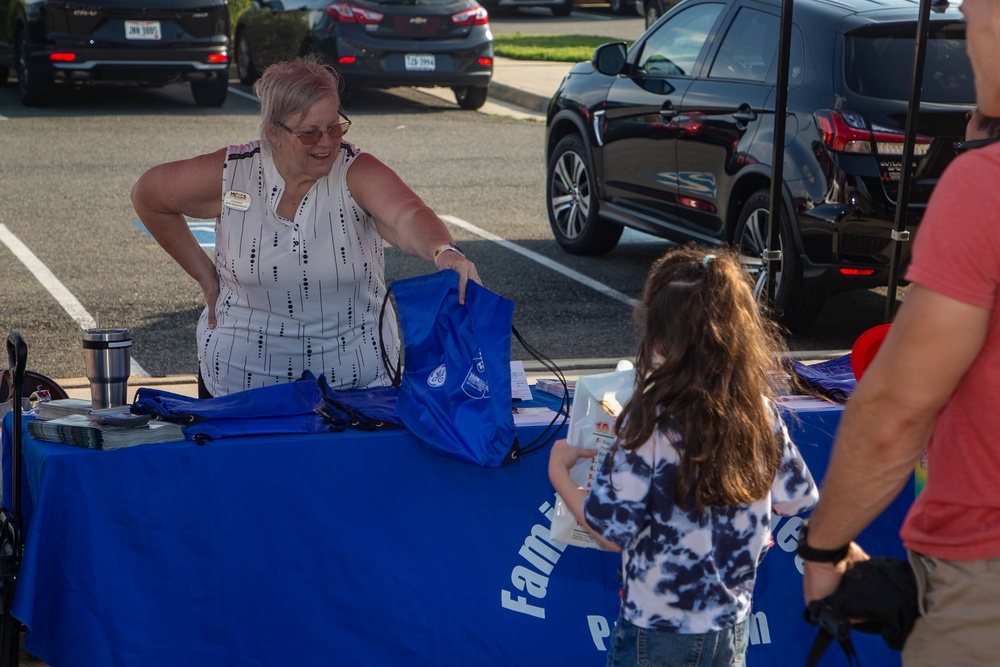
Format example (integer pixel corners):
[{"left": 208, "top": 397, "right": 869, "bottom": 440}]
[{"left": 549, "top": 245, "right": 818, "bottom": 667}]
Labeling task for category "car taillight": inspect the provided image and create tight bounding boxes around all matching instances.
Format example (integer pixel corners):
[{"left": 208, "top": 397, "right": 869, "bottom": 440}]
[
  {"left": 207, "top": 53, "right": 228, "bottom": 64},
  {"left": 49, "top": 53, "right": 76, "bottom": 62},
  {"left": 326, "top": 2, "right": 384, "bottom": 24},
  {"left": 451, "top": 6, "right": 488, "bottom": 25},
  {"left": 814, "top": 110, "right": 930, "bottom": 156}
]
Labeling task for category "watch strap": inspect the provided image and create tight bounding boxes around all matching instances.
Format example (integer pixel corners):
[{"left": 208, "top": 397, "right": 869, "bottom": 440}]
[{"left": 797, "top": 520, "right": 850, "bottom": 563}]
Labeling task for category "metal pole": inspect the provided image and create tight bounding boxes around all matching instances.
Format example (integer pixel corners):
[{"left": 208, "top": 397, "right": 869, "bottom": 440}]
[
  {"left": 765, "top": 0, "right": 795, "bottom": 309},
  {"left": 884, "top": 0, "right": 934, "bottom": 322}
]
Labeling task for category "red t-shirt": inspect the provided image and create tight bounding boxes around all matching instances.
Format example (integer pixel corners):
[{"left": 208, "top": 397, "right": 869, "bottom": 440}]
[{"left": 900, "top": 142, "right": 1000, "bottom": 561}]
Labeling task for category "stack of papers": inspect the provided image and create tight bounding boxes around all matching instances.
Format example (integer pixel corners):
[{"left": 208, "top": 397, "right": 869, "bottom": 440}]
[
  {"left": 776, "top": 395, "right": 843, "bottom": 412},
  {"left": 32, "top": 398, "right": 94, "bottom": 421},
  {"left": 534, "top": 378, "right": 575, "bottom": 399},
  {"left": 27, "top": 415, "right": 184, "bottom": 450},
  {"left": 512, "top": 406, "right": 564, "bottom": 427}
]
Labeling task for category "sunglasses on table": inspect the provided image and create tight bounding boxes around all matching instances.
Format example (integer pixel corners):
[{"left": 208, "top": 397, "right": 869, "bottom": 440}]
[{"left": 274, "top": 114, "right": 352, "bottom": 145}]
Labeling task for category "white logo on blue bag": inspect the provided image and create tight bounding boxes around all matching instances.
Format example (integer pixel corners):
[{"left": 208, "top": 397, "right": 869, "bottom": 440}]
[
  {"left": 462, "top": 349, "right": 490, "bottom": 399},
  {"left": 427, "top": 364, "right": 447, "bottom": 388}
]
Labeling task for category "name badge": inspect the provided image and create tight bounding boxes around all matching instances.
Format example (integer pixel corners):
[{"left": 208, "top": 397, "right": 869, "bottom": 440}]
[{"left": 223, "top": 190, "right": 252, "bottom": 211}]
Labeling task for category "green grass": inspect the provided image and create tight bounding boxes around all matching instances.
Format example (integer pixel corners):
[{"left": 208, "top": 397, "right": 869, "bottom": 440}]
[{"left": 492, "top": 34, "right": 629, "bottom": 63}]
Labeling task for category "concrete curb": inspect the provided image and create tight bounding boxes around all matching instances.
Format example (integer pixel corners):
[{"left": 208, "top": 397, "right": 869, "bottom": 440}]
[{"left": 488, "top": 81, "right": 549, "bottom": 114}]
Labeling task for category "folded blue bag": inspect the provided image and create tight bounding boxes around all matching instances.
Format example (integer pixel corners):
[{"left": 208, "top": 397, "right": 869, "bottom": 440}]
[
  {"left": 317, "top": 376, "right": 400, "bottom": 431},
  {"left": 786, "top": 355, "right": 857, "bottom": 403},
  {"left": 389, "top": 271, "right": 519, "bottom": 467},
  {"left": 133, "top": 372, "right": 336, "bottom": 442}
]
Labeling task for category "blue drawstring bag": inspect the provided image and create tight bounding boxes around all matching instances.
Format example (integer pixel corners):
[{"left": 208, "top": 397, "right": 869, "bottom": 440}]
[
  {"left": 388, "top": 271, "right": 519, "bottom": 467},
  {"left": 786, "top": 355, "right": 857, "bottom": 403},
  {"left": 317, "top": 375, "right": 401, "bottom": 431},
  {"left": 132, "top": 372, "right": 336, "bottom": 442}
]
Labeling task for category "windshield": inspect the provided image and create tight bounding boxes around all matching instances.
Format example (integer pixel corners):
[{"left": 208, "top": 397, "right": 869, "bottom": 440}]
[{"left": 844, "top": 23, "right": 974, "bottom": 103}]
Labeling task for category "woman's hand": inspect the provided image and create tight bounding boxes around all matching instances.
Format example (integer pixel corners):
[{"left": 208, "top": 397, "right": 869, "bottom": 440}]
[
  {"left": 436, "top": 251, "right": 482, "bottom": 305},
  {"left": 200, "top": 276, "right": 221, "bottom": 329}
]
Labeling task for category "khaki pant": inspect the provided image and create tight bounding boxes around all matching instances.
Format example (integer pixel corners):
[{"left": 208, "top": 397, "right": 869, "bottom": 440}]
[{"left": 903, "top": 550, "right": 1000, "bottom": 667}]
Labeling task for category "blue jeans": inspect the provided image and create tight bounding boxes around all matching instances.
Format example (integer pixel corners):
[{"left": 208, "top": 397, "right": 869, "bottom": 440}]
[{"left": 606, "top": 612, "right": 749, "bottom": 667}]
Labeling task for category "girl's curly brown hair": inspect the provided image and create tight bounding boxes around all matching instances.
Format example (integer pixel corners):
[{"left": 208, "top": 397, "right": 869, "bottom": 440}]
[{"left": 614, "top": 244, "right": 787, "bottom": 512}]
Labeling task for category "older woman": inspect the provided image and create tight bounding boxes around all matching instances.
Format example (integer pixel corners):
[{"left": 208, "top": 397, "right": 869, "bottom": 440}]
[{"left": 131, "top": 57, "right": 480, "bottom": 397}]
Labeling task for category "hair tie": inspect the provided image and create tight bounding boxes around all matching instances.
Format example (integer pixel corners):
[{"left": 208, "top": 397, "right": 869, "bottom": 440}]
[{"left": 702, "top": 254, "right": 716, "bottom": 267}]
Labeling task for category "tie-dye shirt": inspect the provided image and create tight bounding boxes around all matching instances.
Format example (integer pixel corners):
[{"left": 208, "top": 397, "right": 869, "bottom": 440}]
[{"left": 583, "top": 404, "right": 817, "bottom": 633}]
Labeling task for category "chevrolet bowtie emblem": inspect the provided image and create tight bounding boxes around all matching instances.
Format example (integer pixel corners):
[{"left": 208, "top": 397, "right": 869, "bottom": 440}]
[{"left": 410, "top": 16, "right": 428, "bottom": 23}]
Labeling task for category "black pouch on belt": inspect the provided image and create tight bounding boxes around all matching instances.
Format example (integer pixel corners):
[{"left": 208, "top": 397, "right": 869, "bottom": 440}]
[{"left": 803, "top": 556, "right": 919, "bottom": 667}]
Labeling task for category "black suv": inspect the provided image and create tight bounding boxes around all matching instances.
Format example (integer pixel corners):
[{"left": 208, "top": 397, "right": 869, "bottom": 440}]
[
  {"left": 545, "top": 0, "right": 974, "bottom": 332},
  {"left": 0, "top": 0, "right": 231, "bottom": 107}
]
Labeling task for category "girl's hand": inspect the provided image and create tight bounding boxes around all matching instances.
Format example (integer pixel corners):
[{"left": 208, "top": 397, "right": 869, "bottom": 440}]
[{"left": 549, "top": 439, "right": 598, "bottom": 472}]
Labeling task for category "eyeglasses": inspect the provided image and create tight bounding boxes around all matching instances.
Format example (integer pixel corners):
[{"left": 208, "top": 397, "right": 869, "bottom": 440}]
[
  {"left": 274, "top": 114, "right": 352, "bottom": 145},
  {"left": 954, "top": 137, "right": 1000, "bottom": 153}
]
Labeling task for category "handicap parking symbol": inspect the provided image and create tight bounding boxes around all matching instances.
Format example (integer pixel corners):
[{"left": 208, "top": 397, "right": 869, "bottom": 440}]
[{"left": 134, "top": 219, "right": 216, "bottom": 250}]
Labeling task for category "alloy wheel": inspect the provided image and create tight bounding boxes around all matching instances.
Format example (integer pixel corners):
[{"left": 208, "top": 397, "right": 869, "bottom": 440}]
[
  {"left": 738, "top": 205, "right": 785, "bottom": 303},
  {"left": 549, "top": 150, "right": 591, "bottom": 240}
]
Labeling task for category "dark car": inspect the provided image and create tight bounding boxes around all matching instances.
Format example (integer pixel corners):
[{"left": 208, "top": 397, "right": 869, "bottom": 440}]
[
  {"left": 545, "top": 0, "right": 974, "bottom": 332},
  {"left": 234, "top": 0, "right": 493, "bottom": 110},
  {"left": 477, "top": 0, "right": 574, "bottom": 16},
  {"left": 0, "top": 0, "right": 231, "bottom": 107}
]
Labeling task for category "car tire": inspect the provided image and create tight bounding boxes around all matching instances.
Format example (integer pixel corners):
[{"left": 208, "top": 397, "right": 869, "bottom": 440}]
[
  {"left": 16, "top": 30, "right": 54, "bottom": 107},
  {"left": 546, "top": 134, "right": 622, "bottom": 255},
  {"left": 191, "top": 71, "right": 229, "bottom": 107},
  {"left": 236, "top": 32, "right": 259, "bottom": 86},
  {"left": 551, "top": 0, "right": 573, "bottom": 17},
  {"left": 453, "top": 85, "right": 488, "bottom": 110},
  {"left": 609, "top": 0, "right": 634, "bottom": 15},
  {"left": 734, "top": 189, "right": 825, "bottom": 334}
]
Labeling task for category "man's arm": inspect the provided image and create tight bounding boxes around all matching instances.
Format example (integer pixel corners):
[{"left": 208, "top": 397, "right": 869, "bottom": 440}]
[{"left": 802, "top": 285, "right": 990, "bottom": 602}]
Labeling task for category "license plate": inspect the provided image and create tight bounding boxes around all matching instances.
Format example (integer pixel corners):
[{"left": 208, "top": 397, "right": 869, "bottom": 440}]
[
  {"left": 125, "top": 21, "right": 162, "bottom": 40},
  {"left": 404, "top": 54, "right": 436, "bottom": 72}
]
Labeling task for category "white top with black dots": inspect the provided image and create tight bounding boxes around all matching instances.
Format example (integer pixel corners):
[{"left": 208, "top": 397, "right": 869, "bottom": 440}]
[{"left": 196, "top": 140, "right": 400, "bottom": 396}]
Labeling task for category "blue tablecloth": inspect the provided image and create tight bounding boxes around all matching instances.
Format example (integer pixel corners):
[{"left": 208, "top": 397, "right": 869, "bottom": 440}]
[{"left": 1, "top": 398, "right": 911, "bottom": 667}]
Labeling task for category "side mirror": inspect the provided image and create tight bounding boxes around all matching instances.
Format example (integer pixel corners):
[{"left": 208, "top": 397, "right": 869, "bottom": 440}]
[{"left": 591, "top": 42, "right": 628, "bottom": 76}]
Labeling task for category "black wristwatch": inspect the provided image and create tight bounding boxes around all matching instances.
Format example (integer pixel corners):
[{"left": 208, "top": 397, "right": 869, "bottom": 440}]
[{"left": 797, "top": 519, "right": 850, "bottom": 564}]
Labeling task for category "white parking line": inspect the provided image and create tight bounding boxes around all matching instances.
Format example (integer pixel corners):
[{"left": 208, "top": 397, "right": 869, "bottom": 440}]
[
  {"left": 228, "top": 87, "right": 259, "bottom": 104},
  {"left": 440, "top": 215, "right": 638, "bottom": 307},
  {"left": 0, "top": 224, "right": 150, "bottom": 376}
]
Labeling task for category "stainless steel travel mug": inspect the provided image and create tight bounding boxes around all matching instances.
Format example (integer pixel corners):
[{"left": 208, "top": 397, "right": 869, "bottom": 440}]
[{"left": 82, "top": 328, "right": 132, "bottom": 409}]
